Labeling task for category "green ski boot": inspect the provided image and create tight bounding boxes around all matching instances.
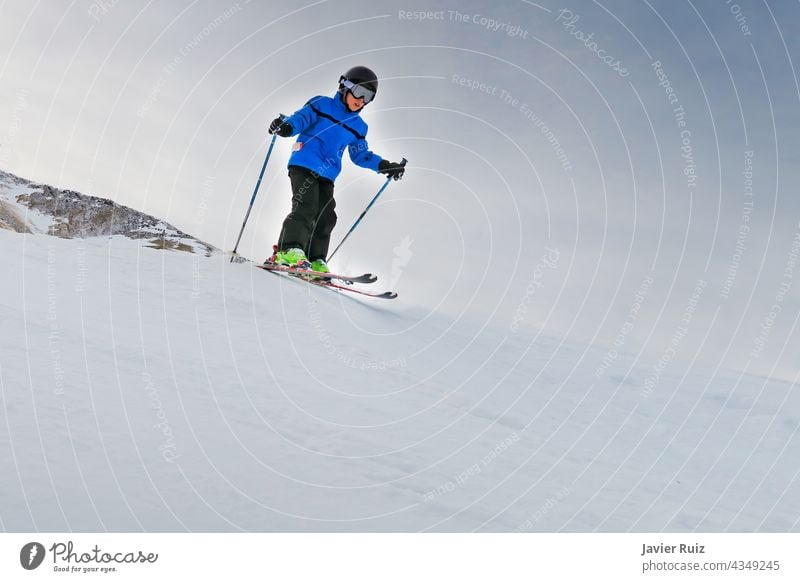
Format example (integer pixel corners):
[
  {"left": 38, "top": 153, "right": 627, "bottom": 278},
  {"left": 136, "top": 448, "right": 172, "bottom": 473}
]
[
  {"left": 272, "top": 247, "right": 311, "bottom": 269},
  {"left": 310, "top": 259, "right": 330, "bottom": 274}
]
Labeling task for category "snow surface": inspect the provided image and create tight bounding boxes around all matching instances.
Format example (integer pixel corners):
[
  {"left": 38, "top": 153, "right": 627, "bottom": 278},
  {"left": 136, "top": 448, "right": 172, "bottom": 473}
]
[
  {"left": 1, "top": 229, "right": 799, "bottom": 532},
  {"left": 0, "top": 172, "right": 54, "bottom": 234}
]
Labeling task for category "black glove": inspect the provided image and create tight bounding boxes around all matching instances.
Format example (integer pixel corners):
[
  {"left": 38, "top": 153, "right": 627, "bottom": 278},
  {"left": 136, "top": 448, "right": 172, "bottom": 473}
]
[
  {"left": 378, "top": 158, "right": 406, "bottom": 181},
  {"left": 268, "top": 116, "right": 293, "bottom": 137}
]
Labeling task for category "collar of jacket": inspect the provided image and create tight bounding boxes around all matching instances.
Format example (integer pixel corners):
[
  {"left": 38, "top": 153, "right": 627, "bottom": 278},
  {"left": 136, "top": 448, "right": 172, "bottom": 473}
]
[{"left": 303, "top": 94, "right": 365, "bottom": 140}]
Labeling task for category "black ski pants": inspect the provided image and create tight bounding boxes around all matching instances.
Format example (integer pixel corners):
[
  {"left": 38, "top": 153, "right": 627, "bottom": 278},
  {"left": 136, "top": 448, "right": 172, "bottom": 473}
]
[{"left": 278, "top": 166, "right": 337, "bottom": 261}]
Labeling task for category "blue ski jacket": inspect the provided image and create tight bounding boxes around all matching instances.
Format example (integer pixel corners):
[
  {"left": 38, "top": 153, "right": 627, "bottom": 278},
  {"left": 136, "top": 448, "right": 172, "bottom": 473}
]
[{"left": 282, "top": 94, "right": 383, "bottom": 182}]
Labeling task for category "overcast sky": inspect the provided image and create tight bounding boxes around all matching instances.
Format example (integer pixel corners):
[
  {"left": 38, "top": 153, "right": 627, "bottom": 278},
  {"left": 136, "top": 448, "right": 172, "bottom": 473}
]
[{"left": 2, "top": 0, "right": 800, "bottom": 381}]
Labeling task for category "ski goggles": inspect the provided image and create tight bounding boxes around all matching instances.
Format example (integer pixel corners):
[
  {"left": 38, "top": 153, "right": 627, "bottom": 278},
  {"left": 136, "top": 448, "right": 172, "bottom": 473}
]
[{"left": 340, "top": 78, "right": 376, "bottom": 104}]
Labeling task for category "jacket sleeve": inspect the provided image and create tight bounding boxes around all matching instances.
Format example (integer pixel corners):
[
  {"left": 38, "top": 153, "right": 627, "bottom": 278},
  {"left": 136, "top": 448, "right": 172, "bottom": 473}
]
[
  {"left": 348, "top": 137, "right": 383, "bottom": 172},
  {"left": 283, "top": 97, "right": 321, "bottom": 136}
]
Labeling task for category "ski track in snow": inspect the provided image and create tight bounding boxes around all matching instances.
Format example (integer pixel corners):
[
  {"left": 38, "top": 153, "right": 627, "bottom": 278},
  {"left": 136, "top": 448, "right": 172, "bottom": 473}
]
[{"left": 1, "top": 230, "right": 798, "bottom": 532}]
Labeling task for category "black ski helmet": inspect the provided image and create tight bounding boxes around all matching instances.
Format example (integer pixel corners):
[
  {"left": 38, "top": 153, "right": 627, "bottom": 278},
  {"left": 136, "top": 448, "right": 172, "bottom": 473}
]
[{"left": 338, "top": 65, "right": 378, "bottom": 104}]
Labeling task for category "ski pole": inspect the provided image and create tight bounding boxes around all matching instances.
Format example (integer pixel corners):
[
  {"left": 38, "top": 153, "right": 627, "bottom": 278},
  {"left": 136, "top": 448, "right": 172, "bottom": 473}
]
[
  {"left": 327, "top": 158, "right": 406, "bottom": 263},
  {"left": 229, "top": 124, "right": 282, "bottom": 263}
]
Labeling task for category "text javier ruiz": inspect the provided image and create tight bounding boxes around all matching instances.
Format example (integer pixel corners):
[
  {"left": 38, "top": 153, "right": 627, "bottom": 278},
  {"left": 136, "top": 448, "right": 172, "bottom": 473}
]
[{"left": 641, "top": 542, "right": 705, "bottom": 557}]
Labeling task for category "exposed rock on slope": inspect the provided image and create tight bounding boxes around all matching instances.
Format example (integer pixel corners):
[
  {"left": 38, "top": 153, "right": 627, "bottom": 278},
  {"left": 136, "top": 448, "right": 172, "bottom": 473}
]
[{"left": 0, "top": 169, "right": 216, "bottom": 255}]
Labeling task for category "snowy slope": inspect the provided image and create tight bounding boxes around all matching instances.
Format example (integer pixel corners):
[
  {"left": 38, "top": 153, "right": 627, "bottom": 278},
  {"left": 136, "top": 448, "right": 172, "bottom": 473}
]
[
  {"left": 0, "top": 170, "right": 51, "bottom": 233},
  {"left": 1, "top": 229, "right": 799, "bottom": 532}
]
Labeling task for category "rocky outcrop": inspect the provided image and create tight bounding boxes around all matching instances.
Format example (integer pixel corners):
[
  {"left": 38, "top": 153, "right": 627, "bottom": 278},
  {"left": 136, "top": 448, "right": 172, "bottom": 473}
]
[{"left": 0, "top": 170, "right": 217, "bottom": 256}]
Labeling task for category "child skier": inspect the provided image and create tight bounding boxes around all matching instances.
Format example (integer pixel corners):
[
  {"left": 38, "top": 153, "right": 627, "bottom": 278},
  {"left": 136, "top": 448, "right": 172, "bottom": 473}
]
[{"left": 265, "top": 65, "right": 406, "bottom": 273}]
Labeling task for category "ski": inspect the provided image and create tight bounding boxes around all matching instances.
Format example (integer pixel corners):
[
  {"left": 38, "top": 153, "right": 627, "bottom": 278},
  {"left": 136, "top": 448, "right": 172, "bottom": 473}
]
[
  {"left": 309, "top": 278, "right": 398, "bottom": 300},
  {"left": 256, "top": 263, "right": 377, "bottom": 284},
  {"left": 262, "top": 267, "right": 397, "bottom": 299}
]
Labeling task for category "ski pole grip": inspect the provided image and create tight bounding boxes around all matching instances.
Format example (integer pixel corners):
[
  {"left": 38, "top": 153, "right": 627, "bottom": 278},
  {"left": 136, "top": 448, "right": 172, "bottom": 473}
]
[{"left": 268, "top": 114, "right": 288, "bottom": 136}]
